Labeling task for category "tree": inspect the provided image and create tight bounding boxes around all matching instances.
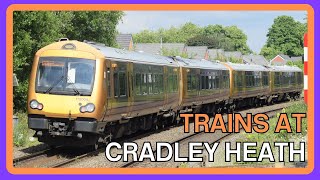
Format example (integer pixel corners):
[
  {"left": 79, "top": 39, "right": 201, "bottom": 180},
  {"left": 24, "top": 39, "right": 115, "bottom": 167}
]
[
  {"left": 133, "top": 22, "right": 203, "bottom": 43},
  {"left": 13, "top": 11, "right": 70, "bottom": 111},
  {"left": 134, "top": 22, "right": 252, "bottom": 55},
  {"left": 66, "top": 11, "right": 124, "bottom": 46},
  {"left": 224, "top": 26, "right": 251, "bottom": 54},
  {"left": 13, "top": 11, "right": 124, "bottom": 111},
  {"left": 287, "top": 60, "right": 304, "bottom": 70},
  {"left": 203, "top": 24, "right": 225, "bottom": 36},
  {"left": 133, "top": 29, "right": 160, "bottom": 43},
  {"left": 260, "top": 15, "right": 306, "bottom": 60},
  {"left": 186, "top": 35, "right": 219, "bottom": 49}
]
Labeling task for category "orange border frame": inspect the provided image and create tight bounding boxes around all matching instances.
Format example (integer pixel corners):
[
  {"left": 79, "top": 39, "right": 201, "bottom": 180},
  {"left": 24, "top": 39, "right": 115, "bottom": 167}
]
[{"left": 6, "top": 4, "right": 315, "bottom": 174}]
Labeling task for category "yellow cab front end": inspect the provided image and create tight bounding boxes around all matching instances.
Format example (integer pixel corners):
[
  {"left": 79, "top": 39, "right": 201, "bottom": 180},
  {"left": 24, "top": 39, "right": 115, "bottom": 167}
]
[{"left": 27, "top": 40, "right": 107, "bottom": 146}]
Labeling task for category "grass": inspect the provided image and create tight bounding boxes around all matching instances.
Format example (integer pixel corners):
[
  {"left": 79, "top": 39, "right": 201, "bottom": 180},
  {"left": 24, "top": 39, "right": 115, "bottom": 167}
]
[
  {"left": 178, "top": 162, "right": 189, "bottom": 168},
  {"left": 238, "top": 101, "right": 308, "bottom": 164},
  {"left": 13, "top": 112, "right": 40, "bottom": 147},
  {"left": 245, "top": 101, "right": 307, "bottom": 143}
]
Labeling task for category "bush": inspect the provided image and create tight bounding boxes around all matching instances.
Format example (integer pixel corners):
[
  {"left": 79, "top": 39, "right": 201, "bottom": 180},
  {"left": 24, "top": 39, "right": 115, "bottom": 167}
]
[
  {"left": 13, "top": 112, "right": 29, "bottom": 147},
  {"left": 239, "top": 102, "right": 307, "bottom": 163}
]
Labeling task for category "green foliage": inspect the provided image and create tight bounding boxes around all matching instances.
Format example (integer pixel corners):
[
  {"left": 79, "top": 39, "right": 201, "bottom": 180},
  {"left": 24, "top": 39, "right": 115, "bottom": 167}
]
[
  {"left": 14, "top": 112, "right": 29, "bottom": 147},
  {"left": 179, "top": 162, "right": 189, "bottom": 168},
  {"left": 134, "top": 22, "right": 203, "bottom": 43},
  {"left": 228, "top": 56, "right": 243, "bottom": 64},
  {"left": 161, "top": 48, "right": 188, "bottom": 58},
  {"left": 260, "top": 15, "right": 306, "bottom": 60},
  {"left": 224, "top": 26, "right": 251, "bottom": 54},
  {"left": 14, "top": 112, "right": 40, "bottom": 147},
  {"left": 134, "top": 23, "right": 252, "bottom": 54},
  {"left": 214, "top": 53, "right": 227, "bottom": 62},
  {"left": 132, "top": 30, "right": 159, "bottom": 43},
  {"left": 65, "top": 11, "right": 124, "bottom": 46},
  {"left": 287, "top": 60, "right": 304, "bottom": 70},
  {"left": 240, "top": 102, "right": 307, "bottom": 163},
  {"left": 13, "top": 11, "right": 123, "bottom": 111},
  {"left": 187, "top": 35, "right": 218, "bottom": 49},
  {"left": 260, "top": 45, "right": 278, "bottom": 60},
  {"left": 244, "top": 102, "right": 307, "bottom": 143}
]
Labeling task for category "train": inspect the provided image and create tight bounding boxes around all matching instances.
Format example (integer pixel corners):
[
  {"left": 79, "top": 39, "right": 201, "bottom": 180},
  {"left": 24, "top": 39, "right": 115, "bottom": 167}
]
[{"left": 27, "top": 39, "right": 303, "bottom": 149}]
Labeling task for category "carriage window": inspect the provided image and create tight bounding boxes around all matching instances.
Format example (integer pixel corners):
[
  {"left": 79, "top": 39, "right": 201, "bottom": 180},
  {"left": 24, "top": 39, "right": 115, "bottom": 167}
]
[
  {"left": 297, "top": 72, "right": 303, "bottom": 84},
  {"left": 245, "top": 71, "right": 252, "bottom": 87},
  {"left": 224, "top": 71, "right": 229, "bottom": 88},
  {"left": 135, "top": 73, "right": 141, "bottom": 95},
  {"left": 172, "top": 74, "right": 178, "bottom": 92},
  {"left": 201, "top": 76, "right": 206, "bottom": 90},
  {"left": 114, "top": 72, "right": 119, "bottom": 97},
  {"left": 192, "top": 75, "right": 198, "bottom": 90},
  {"left": 254, "top": 71, "right": 261, "bottom": 87},
  {"left": 275, "top": 72, "right": 281, "bottom": 85},
  {"left": 220, "top": 71, "right": 224, "bottom": 88},
  {"left": 208, "top": 76, "right": 212, "bottom": 89},
  {"left": 148, "top": 73, "right": 153, "bottom": 94},
  {"left": 262, "top": 72, "right": 269, "bottom": 86},
  {"left": 119, "top": 72, "right": 126, "bottom": 97},
  {"left": 159, "top": 74, "right": 164, "bottom": 93},
  {"left": 289, "top": 72, "right": 295, "bottom": 85},
  {"left": 211, "top": 74, "right": 216, "bottom": 89},
  {"left": 168, "top": 74, "right": 172, "bottom": 92},
  {"left": 141, "top": 73, "right": 148, "bottom": 95},
  {"left": 152, "top": 74, "right": 158, "bottom": 94},
  {"left": 215, "top": 74, "right": 220, "bottom": 89},
  {"left": 236, "top": 72, "right": 243, "bottom": 88}
]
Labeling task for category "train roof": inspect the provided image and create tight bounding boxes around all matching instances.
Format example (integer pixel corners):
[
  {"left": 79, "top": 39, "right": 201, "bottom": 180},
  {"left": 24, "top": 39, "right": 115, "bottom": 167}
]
[
  {"left": 87, "top": 42, "right": 178, "bottom": 67},
  {"left": 268, "top": 65, "right": 302, "bottom": 72},
  {"left": 174, "top": 57, "right": 228, "bottom": 70},
  {"left": 224, "top": 62, "right": 269, "bottom": 71}
]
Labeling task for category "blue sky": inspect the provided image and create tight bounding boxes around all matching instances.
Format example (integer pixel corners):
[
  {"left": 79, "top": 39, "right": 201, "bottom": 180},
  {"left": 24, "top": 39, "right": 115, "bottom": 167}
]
[{"left": 117, "top": 11, "right": 306, "bottom": 53}]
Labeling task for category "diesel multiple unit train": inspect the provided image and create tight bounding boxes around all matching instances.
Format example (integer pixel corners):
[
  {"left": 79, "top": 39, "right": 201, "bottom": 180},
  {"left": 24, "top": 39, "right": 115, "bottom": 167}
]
[{"left": 27, "top": 40, "right": 303, "bottom": 148}]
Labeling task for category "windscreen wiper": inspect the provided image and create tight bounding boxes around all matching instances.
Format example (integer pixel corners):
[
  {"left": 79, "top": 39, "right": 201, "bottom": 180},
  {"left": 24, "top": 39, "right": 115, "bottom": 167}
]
[
  {"left": 66, "top": 76, "right": 81, "bottom": 95},
  {"left": 45, "top": 75, "right": 64, "bottom": 94}
]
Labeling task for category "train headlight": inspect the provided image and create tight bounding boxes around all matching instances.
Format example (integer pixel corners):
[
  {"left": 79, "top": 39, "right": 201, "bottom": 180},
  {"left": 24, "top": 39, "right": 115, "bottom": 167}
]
[
  {"left": 80, "top": 103, "right": 95, "bottom": 113},
  {"left": 30, "top": 100, "right": 38, "bottom": 109},
  {"left": 86, "top": 103, "right": 95, "bottom": 113},
  {"left": 80, "top": 106, "right": 86, "bottom": 113},
  {"left": 30, "top": 100, "right": 43, "bottom": 110}
]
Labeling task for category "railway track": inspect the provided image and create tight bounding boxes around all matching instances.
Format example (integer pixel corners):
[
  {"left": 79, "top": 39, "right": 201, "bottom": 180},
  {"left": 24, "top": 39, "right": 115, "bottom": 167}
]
[
  {"left": 13, "top": 147, "right": 55, "bottom": 165},
  {"left": 13, "top": 125, "right": 173, "bottom": 168},
  {"left": 14, "top": 100, "right": 302, "bottom": 168},
  {"left": 13, "top": 146, "right": 67, "bottom": 168}
]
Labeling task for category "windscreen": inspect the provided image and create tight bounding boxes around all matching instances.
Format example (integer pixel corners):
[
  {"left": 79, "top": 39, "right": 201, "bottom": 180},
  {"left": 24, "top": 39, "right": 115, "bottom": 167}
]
[{"left": 35, "top": 57, "right": 95, "bottom": 96}]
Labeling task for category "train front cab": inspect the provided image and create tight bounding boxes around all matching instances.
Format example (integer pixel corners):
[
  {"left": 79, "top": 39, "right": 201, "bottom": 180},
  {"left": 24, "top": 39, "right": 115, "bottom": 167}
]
[{"left": 27, "top": 41, "right": 107, "bottom": 147}]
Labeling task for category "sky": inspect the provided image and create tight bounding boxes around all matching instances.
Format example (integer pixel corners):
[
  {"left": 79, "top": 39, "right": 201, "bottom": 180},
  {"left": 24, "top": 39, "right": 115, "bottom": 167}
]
[{"left": 117, "top": 11, "right": 306, "bottom": 53}]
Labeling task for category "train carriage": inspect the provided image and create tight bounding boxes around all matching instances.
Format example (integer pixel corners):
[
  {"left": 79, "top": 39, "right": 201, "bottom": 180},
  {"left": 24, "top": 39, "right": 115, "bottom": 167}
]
[
  {"left": 223, "top": 62, "right": 270, "bottom": 108},
  {"left": 89, "top": 43, "right": 180, "bottom": 123},
  {"left": 175, "top": 57, "right": 230, "bottom": 114},
  {"left": 269, "top": 65, "right": 303, "bottom": 101}
]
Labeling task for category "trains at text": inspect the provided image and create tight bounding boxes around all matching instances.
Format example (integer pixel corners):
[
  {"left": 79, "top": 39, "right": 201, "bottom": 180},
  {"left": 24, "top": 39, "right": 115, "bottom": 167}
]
[{"left": 27, "top": 40, "right": 303, "bottom": 148}]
